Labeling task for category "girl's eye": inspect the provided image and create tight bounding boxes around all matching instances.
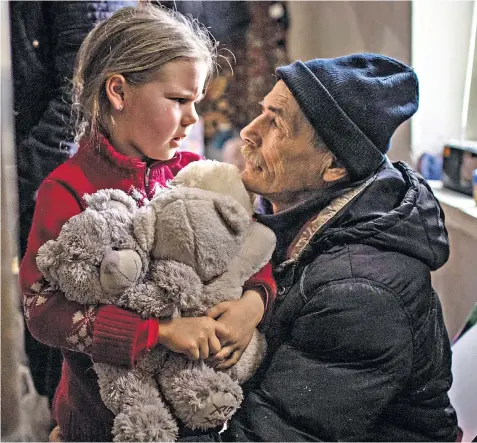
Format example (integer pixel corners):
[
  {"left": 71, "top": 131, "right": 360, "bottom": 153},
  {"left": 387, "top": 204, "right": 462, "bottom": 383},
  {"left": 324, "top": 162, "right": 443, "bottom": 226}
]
[{"left": 171, "top": 98, "right": 187, "bottom": 104}]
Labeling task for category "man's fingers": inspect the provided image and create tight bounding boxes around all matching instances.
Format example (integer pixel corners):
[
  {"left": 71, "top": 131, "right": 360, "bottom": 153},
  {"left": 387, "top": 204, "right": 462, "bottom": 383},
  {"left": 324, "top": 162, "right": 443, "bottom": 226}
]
[
  {"left": 207, "top": 302, "right": 229, "bottom": 319},
  {"left": 216, "top": 350, "right": 242, "bottom": 370},
  {"left": 214, "top": 321, "right": 231, "bottom": 341},
  {"left": 213, "top": 345, "right": 235, "bottom": 361}
]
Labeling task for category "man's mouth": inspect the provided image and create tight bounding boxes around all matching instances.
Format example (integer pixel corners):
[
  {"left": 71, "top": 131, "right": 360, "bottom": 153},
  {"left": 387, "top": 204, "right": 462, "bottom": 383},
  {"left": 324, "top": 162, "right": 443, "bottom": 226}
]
[{"left": 245, "top": 159, "right": 263, "bottom": 172}]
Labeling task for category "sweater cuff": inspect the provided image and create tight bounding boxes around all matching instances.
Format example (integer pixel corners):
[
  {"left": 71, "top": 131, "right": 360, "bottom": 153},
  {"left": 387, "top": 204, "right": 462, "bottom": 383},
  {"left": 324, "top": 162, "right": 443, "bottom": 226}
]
[
  {"left": 242, "top": 283, "right": 270, "bottom": 311},
  {"left": 92, "top": 305, "right": 158, "bottom": 369},
  {"left": 133, "top": 318, "right": 159, "bottom": 364},
  {"left": 243, "top": 264, "right": 277, "bottom": 312}
]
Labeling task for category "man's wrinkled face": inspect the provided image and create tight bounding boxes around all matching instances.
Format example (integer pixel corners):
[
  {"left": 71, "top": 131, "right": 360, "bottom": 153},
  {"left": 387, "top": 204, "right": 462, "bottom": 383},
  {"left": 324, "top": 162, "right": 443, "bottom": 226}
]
[{"left": 240, "top": 81, "right": 332, "bottom": 199}]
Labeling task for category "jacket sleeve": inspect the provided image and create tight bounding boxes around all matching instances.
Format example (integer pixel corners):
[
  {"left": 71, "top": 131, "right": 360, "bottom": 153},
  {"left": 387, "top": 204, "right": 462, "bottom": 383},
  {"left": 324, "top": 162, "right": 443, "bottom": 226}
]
[
  {"left": 16, "top": 1, "right": 136, "bottom": 257},
  {"left": 225, "top": 281, "right": 413, "bottom": 441},
  {"left": 19, "top": 178, "right": 158, "bottom": 369}
]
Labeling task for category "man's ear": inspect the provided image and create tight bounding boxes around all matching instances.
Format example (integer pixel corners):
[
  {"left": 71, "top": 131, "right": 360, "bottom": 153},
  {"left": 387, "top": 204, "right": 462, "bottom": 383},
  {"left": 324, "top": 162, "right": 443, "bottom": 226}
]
[
  {"left": 323, "top": 166, "right": 348, "bottom": 184},
  {"left": 105, "top": 74, "right": 127, "bottom": 111}
]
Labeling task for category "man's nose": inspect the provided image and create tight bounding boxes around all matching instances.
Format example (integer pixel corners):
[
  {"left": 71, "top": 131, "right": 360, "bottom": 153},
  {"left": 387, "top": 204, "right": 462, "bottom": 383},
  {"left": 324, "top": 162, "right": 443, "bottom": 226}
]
[{"left": 240, "top": 117, "right": 261, "bottom": 147}]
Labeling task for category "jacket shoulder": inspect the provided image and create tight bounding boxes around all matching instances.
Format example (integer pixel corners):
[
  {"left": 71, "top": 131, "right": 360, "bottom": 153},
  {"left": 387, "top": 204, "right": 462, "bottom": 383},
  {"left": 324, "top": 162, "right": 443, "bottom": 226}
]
[{"left": 304, "top": 243, "right": 428, "bottom": 295}]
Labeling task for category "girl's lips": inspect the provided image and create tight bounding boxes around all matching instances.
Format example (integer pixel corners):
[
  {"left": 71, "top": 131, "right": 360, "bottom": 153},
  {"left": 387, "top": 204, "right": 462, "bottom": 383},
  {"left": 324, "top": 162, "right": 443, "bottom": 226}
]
[{"left": 170, "top": 136, "right": 185, "bottom": 148}]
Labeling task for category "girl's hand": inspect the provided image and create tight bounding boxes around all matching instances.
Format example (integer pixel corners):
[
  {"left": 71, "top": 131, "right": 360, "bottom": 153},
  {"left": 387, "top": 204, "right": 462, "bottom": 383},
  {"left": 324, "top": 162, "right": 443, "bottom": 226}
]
[
  {"left": 157, "top": 316, "right": 229, "bottom": 360},
  {"left": 206, "top": 289, "right": 265, "bottom": 370}
]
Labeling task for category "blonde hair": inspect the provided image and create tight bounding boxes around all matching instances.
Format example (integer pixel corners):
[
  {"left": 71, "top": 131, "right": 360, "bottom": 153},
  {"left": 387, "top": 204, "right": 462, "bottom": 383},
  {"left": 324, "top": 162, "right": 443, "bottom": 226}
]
[{"left": 72, "top": 4, "right": 217, "bottom": 143}]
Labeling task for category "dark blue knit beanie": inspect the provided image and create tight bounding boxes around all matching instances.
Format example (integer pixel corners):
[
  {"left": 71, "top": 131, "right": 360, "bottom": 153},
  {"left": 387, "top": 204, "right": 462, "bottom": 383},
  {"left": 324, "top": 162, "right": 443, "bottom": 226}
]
[{"left": 276, "top": 53, "right": 419, "bottom": 180}]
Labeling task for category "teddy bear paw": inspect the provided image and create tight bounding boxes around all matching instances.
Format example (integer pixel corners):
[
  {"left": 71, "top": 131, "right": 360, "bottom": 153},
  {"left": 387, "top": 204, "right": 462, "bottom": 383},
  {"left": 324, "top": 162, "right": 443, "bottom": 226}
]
[
  {"left": 197, "top": 391, "right": 238, "bottom": 428},
  {"left": 188, "top": 390, "right": 242, "bottom": 430},
  {"left": 112, "top": 404, "right": 178, "bottom": 442}
]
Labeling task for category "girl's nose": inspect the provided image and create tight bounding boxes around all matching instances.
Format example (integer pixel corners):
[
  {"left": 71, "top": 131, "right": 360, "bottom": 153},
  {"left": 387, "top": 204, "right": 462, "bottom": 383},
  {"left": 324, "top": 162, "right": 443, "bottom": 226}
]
[{"left": 182, "top": 104, "right": 199, "bottom": 126}]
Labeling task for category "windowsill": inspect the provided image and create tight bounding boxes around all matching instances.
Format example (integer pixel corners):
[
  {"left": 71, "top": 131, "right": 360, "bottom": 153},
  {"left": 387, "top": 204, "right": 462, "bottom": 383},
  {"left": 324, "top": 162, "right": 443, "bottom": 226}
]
[{"left": 428, "top": 180, "right": 477, "bottom": 240}]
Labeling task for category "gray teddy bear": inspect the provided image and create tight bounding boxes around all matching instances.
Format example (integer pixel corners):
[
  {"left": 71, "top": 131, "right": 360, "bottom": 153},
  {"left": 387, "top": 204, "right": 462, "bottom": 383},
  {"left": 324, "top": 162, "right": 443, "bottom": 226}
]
[{"left": 36, "top": 160, "right": 276, "bottom": 442}]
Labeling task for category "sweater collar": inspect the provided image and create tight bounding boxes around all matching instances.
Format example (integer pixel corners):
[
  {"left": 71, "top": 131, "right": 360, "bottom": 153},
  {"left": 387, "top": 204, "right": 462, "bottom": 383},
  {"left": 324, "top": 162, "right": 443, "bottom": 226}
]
[
  {"left": 78, "top": 134, "right": 183, "bottom": 172},
  {"left": 255, "top": 182, "right": 354, "bottom": 265}
]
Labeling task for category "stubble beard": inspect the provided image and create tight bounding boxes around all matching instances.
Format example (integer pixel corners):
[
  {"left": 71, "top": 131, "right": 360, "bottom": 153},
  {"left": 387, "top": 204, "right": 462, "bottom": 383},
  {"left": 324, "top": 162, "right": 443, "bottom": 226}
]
[{"left": 240, "top": 144, "right": 263, "bottom": 169}]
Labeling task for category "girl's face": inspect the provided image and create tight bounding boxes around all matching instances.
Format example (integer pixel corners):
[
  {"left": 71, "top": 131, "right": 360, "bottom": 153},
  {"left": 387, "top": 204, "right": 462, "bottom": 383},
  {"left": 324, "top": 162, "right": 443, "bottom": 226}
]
[{"left": 109, "top": 59, "right": 208, "bottom": 161}]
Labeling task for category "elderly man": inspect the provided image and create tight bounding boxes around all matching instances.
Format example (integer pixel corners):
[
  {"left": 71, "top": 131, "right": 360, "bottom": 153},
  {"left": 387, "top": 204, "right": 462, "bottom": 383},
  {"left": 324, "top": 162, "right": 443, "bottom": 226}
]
[{"left": 222, "top": 53, "right": 458, "bottom": 441}]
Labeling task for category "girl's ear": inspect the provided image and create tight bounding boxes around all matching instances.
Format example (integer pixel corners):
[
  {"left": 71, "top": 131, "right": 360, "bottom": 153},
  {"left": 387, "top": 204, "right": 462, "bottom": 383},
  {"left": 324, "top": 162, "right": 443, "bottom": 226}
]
[{"left": 105, "top": 74, "right": 127, "bottom": 111}]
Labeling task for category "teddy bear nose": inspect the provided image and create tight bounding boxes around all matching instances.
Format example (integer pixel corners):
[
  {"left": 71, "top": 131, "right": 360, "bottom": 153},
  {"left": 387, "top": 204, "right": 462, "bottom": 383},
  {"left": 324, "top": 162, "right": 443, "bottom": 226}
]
[{"left": 100, "top": 249, "right": 142, "bottom": 295}]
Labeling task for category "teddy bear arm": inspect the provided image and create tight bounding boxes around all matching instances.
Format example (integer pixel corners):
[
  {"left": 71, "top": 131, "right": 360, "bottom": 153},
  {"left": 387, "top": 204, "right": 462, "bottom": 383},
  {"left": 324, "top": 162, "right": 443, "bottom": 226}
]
[
  {"left": 150, "top": 260, "right": 204, "bottom": 314},
  {"left": 199, "top": 271, "right": 244, "bottom": 310},
  {"left": 117, "top": 283, "right": 178, "bottom": 319}
]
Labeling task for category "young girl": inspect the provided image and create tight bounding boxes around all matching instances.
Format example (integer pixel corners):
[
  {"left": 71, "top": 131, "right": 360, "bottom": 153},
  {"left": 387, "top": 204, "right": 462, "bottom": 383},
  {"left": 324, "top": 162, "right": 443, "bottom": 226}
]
[{"left": 19, "top": 5, "right": 275, "bottom": 442}]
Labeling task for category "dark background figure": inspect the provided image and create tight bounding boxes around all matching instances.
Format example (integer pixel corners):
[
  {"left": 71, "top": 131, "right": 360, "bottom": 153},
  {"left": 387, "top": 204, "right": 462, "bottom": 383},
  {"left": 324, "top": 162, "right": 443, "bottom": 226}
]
[
  {"left": 10, "top": 0, "right": 136, "bottom": 405},
  {"left": 160, "top": 1, "right": 289, "bottom": 159}
]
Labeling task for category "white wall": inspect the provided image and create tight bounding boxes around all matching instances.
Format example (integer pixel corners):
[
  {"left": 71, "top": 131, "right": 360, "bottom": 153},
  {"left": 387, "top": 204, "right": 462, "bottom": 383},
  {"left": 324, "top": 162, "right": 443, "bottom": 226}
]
[
  {"left": 411, "top": 1, "right": 477, "bottom": 339},
  {"left": 432, "top": 220, "right": 477, "bottom": 339},
  {"left": 286, "top": 1, "right": 412, "bottom": 164},
  {"left": 411, "top": 0, "right": 474, "bottom": 160}
]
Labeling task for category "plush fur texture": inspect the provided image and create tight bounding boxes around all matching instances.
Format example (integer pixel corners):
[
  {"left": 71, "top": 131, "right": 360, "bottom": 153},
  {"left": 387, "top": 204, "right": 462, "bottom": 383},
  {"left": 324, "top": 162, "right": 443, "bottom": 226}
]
[
  {"left": 168, "top": 160, "right": 254, "bottom": 217},
  {"left": 36, "top": 161, "right": 276, "bottom": 442}
]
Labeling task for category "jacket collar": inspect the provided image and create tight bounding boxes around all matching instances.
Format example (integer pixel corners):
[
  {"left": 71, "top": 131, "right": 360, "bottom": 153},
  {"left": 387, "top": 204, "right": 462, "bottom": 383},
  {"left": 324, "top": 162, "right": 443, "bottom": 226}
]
[{"left": 285, "top": 176, "right": 375, "bottom": 265}]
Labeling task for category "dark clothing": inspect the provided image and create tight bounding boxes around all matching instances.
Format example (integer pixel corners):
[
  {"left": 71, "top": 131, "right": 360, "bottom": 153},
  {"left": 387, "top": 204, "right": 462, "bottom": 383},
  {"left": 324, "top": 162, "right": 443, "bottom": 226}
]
[
  {"left": 10, "top": 0, "right": 135, "bottom": 259},
  {"left": 10, "top": 0, "right": 135, "bottom": 404},
  {"left": 161, "top": 1, "right": 251, "bottom": 43},
  {"left": 225, "top": 161, "right": 458, "bottom": 441}
]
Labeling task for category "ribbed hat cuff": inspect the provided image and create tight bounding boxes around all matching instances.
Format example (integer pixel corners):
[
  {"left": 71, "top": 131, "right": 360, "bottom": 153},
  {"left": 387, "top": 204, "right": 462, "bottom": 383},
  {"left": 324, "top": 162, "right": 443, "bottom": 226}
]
[{"left": 276, "top": 61, "right": 385, "bottom": 180}]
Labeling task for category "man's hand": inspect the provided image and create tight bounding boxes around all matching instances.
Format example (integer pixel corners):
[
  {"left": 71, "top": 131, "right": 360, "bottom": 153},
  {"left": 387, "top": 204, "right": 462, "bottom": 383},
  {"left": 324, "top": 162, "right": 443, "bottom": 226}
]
[
  {"left": 206, "top": 289, "right": 265, "bottom": 370},
  {"left": 157, "top": 316, "right": 229, "bottom": 360}
]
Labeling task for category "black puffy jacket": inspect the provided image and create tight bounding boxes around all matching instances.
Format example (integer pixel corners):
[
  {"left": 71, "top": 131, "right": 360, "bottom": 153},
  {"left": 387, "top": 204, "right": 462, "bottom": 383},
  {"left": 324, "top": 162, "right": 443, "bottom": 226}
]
[
  {"left": 10, "top": 0, "right": 135, "bottom": 258},
  {"left": 225, "top": 162, "right": 458, "bottom": 441}
]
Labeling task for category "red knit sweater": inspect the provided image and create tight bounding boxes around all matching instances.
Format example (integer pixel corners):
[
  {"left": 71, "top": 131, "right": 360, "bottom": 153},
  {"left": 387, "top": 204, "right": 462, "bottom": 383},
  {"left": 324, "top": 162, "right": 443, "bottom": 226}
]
[{"left": 19, "top": 135, "right": 276, "bottom": 442}]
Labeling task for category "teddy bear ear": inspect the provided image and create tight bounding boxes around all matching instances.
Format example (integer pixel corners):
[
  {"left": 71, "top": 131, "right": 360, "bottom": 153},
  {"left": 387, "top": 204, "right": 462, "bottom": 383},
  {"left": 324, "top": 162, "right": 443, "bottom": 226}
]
[
  {"left": 84, "top": 189, "right": 137, "bottom": 214},
  {"left": 213, "top": 195, "right": 250, "bottom": 235},
  {"left": 133, "top": 205, "right": 157, "bottom": 252},
  {"left": 36, "top": 240, "right": 61, "bottom": 283}
]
